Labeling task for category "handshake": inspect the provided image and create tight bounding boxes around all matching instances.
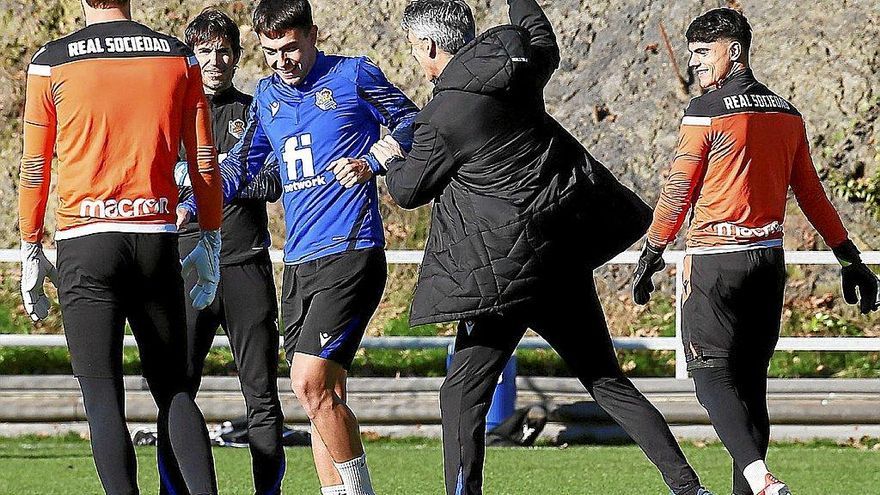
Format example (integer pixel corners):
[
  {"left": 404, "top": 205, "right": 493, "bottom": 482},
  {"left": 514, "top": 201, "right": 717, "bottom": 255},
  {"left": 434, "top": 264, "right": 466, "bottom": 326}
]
[{"left": 328, "top": 135, "right": 404, "bottom": 188}]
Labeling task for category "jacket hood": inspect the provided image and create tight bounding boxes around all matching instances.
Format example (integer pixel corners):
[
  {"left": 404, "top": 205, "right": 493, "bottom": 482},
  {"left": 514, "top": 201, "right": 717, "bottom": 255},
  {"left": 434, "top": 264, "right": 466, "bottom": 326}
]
[{"left": 433, "top": 25, "right": 532, "bottom": 96}]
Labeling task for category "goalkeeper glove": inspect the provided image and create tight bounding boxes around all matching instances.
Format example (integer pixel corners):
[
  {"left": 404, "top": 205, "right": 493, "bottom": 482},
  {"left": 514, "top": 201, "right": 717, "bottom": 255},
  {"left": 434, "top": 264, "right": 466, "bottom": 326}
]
[
  {"left": 20, "top": 241, "right": 57, "bottom": 322},
  {"left": 632, "top": 242, "right": 666, "bottom": 305},
  {"left": 833, "top": 239, "right": 879, "bottom": 314},
  {"left": 182, "top": 230, "right": 221, "bottom": 310}
]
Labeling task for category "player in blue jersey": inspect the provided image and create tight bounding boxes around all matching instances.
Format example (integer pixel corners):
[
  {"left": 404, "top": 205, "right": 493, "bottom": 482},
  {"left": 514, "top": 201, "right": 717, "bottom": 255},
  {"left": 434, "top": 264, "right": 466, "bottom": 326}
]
[{"left": 178, "top": 1, "right": 417, "bottom": 493}]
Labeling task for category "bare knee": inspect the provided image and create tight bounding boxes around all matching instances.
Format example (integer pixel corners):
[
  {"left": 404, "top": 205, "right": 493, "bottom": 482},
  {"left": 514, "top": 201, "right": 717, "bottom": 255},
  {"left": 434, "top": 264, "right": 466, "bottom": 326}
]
[{"left": 290, "top": 375, "right": 335, "bottom": 420}]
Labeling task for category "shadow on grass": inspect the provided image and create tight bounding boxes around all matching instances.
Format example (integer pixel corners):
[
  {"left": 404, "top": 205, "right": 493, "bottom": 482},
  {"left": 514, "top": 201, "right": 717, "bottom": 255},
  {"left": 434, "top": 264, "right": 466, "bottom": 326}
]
[{"left": 0, "top": 452, "right": 92, "bottom": 460}]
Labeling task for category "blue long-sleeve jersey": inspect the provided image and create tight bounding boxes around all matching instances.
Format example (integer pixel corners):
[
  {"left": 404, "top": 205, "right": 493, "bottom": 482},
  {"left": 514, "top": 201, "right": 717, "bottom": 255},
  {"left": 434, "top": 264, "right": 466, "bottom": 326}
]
[{"left": 183, "top": 52, "right": 417, "bottom": 264}]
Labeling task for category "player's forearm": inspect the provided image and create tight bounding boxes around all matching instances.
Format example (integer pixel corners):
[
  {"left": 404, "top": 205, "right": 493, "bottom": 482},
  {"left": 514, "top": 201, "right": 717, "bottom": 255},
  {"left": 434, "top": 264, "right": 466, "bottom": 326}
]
[
  {"left": 183, "top": 107, "right": 222, "bottom": 230},
  {"left": 18, "top": 124, "right": 55, "bottom": 243},
  {"left": 363, "top": 115, "right": 416, "bottom": 175},
  {"left": 793, "top": 186, "right": 848, "bottom": 248},
  {"left": 237, "top": 160, "right": 282, "bottom": 202},
  {"left": 647, "top": 165, "right": 701, "bottom": 247},
  {"left": 388, "top": 114, "right": 416, "bottom": 153},
  {"left": 790, "top": 138, "right": 849, "bottom": 248},
  {"left": 19, "top": 182, "right": 51, "bottom": 243}
]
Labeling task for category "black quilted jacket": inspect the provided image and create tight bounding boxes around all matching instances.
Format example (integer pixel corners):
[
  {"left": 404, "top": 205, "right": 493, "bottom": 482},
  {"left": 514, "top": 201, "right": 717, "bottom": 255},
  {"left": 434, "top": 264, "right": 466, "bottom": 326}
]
[{"left": 386, "top": 0, "right": 651, "bottom": 325}]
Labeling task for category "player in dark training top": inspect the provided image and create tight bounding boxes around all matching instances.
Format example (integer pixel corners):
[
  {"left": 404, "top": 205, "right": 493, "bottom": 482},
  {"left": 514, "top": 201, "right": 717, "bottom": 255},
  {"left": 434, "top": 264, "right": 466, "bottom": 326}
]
[
  {"left": 178, "top": 1, "right": 418, "bottom": 493},
  {"left": 160, "top": 10, "right": 286, "bottom": 495},
  {"left": 632, "top": 9, "right": 880, "bottom": 495}
]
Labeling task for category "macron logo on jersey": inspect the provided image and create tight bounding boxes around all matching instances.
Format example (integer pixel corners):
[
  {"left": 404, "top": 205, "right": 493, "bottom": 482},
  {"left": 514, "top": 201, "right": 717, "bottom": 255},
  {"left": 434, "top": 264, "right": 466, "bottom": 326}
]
[
  {"left": 80, "top": 197, "right": 170, "bottom": 219},
  {"left": 714, "top": 221, "right": 783, "bottom": 238}
]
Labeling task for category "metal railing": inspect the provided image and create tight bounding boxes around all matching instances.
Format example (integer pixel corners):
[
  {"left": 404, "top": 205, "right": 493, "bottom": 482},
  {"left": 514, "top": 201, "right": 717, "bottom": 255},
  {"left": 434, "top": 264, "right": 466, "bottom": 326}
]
[{"left": 2, "top": 249, "right": 879, "bottom": 379}]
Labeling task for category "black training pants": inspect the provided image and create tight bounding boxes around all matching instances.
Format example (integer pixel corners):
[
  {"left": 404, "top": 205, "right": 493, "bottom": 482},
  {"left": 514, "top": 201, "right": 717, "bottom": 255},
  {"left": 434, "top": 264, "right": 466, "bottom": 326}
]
[
  {"left": 160, "top": 260, "right": 285, "bottom": 495},
  {"left": 440, "top": 278, "right": 701, "bottom": 495},
  {"left": 683, "top": 248, "right": 786, "bottom": 495},
  {"left": 57, "top": 232, "right": 217, "bottom": 495}
]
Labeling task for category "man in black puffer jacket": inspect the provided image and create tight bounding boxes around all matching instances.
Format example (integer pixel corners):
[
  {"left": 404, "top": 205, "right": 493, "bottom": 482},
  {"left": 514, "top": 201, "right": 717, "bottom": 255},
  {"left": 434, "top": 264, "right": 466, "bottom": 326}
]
[{"left": 374, "top": 1, "right": 711, "bottom": 494}]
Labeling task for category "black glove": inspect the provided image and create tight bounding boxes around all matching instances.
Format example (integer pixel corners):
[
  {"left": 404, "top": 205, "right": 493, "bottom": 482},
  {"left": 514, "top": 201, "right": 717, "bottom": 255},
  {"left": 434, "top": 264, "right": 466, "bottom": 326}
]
[
  {"left": 632, "top": 242, "right": 666, "bottom": 305},
  {"left": 833, "top": 239, "right": 880, "bottom": 315}
]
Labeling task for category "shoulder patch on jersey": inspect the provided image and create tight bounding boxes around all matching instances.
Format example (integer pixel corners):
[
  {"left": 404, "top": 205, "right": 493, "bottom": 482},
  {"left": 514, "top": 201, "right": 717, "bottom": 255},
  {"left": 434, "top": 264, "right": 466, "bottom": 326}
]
[
  {"left": 27, "top": 63, "right": 51, "bottom": 77},
  {"left": 681, "top": 116, "right": 712, "bottom": 126},
  {"left": 315, "top": 88, "right": 338, "bottom": 111}
]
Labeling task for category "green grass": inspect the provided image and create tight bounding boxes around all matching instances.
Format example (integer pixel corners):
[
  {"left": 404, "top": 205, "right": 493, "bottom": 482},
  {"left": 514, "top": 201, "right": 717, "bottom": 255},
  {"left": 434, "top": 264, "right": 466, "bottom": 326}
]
[{"left": 0, "top": 436, "right": 878, "bottom": 494}]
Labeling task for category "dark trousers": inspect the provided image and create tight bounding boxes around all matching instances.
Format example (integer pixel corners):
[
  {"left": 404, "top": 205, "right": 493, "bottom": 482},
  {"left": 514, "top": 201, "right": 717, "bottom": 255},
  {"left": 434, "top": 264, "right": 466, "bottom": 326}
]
[
  {"left": 683, "top": 249, "right": 786, "bottom": 495},
  {"left": 57, "top": 233, "right": 217, "bottom": 495},
  {"left": 440, "top": 279, "right": 701, "bottom": 495},
  {"left": 160, "top": 261, "right": 285, "bottom": 495}
]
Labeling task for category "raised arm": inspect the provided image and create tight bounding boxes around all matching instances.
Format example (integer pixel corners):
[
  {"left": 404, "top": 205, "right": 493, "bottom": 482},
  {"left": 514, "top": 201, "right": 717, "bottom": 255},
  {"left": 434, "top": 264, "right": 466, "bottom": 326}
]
[{"left": 508, "top": 0, "right": 560, "bottom": 87}]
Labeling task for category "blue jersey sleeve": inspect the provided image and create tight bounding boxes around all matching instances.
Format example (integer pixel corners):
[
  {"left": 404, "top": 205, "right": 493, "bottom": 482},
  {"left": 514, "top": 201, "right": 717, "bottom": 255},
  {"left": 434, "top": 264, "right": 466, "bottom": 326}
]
[
  {"left": 236, "top": 158, "right": 282, "bottom": 202},
  {"left": 180, "top": 97, "right": 274, "bottom": 215},
  {"left": 355, "top": 58, "right": 419, "bottom": 173}
]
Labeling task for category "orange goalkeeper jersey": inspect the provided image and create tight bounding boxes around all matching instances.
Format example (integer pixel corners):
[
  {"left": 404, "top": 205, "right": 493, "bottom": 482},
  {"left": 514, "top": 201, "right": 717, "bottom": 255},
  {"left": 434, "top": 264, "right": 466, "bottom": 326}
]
[
  {"left": 19, "top": 19, "right": 221, "bottom": 243},
  {"left": 647, "top": 69, "right": 847, "bottom": 253}
]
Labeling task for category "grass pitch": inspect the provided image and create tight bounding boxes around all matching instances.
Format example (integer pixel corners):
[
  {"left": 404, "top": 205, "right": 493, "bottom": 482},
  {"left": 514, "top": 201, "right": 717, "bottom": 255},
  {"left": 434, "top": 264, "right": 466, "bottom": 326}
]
[{"left": 0, "top": 436, "right": 878, "bottom": 494}]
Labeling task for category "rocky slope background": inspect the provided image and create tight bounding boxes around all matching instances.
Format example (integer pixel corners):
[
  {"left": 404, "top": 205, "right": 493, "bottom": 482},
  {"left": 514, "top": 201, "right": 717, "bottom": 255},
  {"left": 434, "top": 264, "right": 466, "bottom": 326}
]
[{"left": 0, "top": 0, "right": 877, "bottom": 373}]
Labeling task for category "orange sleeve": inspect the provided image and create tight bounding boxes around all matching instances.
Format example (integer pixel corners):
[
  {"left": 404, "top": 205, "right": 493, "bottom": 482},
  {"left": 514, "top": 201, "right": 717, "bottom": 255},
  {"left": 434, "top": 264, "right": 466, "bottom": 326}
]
[
  {"left": 180, "top": 58, "right": 221, "bottom": 230},
  {"left": 19, "top": 69, "right": 57, "bottom": 243},
  {"left": 647, "top": 122, "right": 712, "bottom": 247},
  {"left": 790, "top": 129, "right": 848, "bottom": 248}
]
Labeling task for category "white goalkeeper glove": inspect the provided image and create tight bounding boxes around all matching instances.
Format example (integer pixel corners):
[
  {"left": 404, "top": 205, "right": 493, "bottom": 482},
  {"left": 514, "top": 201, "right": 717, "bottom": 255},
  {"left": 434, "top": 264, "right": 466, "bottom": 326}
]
[
  {"left": 181, "top": 230, "right": 221, "bottom": 310},
  {"left": 20, "top": 241, "right": 58, "bottom": 322}
]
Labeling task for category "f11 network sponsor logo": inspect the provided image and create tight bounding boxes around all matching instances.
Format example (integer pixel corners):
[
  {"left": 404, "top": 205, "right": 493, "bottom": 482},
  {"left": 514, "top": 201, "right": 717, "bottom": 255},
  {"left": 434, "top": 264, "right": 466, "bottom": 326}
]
[{"left": 79, "top": 197, "right": 170, "bottom": 219}]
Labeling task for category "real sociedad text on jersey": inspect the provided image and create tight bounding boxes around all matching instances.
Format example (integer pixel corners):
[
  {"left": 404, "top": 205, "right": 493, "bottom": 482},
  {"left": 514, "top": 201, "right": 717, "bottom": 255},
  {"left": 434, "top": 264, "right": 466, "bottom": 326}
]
[{"left": 67, "top": 36, "right": 172, "bottom": 57}]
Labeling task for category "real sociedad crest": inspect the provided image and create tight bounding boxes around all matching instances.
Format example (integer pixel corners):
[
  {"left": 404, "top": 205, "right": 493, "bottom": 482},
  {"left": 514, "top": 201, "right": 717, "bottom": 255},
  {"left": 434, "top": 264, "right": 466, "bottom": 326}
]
[
  {"left": 228, "top": 119, "right": 246, "bottom": 139},
  {"left": 315, "top": 88, "right": 337, "bottom": 111}
]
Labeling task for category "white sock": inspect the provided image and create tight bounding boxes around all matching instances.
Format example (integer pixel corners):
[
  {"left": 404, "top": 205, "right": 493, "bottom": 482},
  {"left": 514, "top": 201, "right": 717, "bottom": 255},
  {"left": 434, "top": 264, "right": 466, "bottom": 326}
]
[
  {"left": 333, "top": 453, "right": 375, "bottom": 495},
  {"left": 743, "top": 459, "right": 770, "bottom": 494},
  {"left": 321, "top": 485, "right": 346, "bottom": 495}
]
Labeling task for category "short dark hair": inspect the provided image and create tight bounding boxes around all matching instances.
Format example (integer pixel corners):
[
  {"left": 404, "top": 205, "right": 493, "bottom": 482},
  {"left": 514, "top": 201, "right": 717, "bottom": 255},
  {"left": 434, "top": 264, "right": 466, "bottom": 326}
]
[
  {"left": 84, "top": 0, "right": 129, "bottom": 7},
  {"left": 686, "top": 8, "right": 752, "bottom": 52},
  {"left": 253, "top": 0, "right": 314, "bottom": 38},
  {"left": 185, "top": 9, "right": 242, "bottom": 58}
]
